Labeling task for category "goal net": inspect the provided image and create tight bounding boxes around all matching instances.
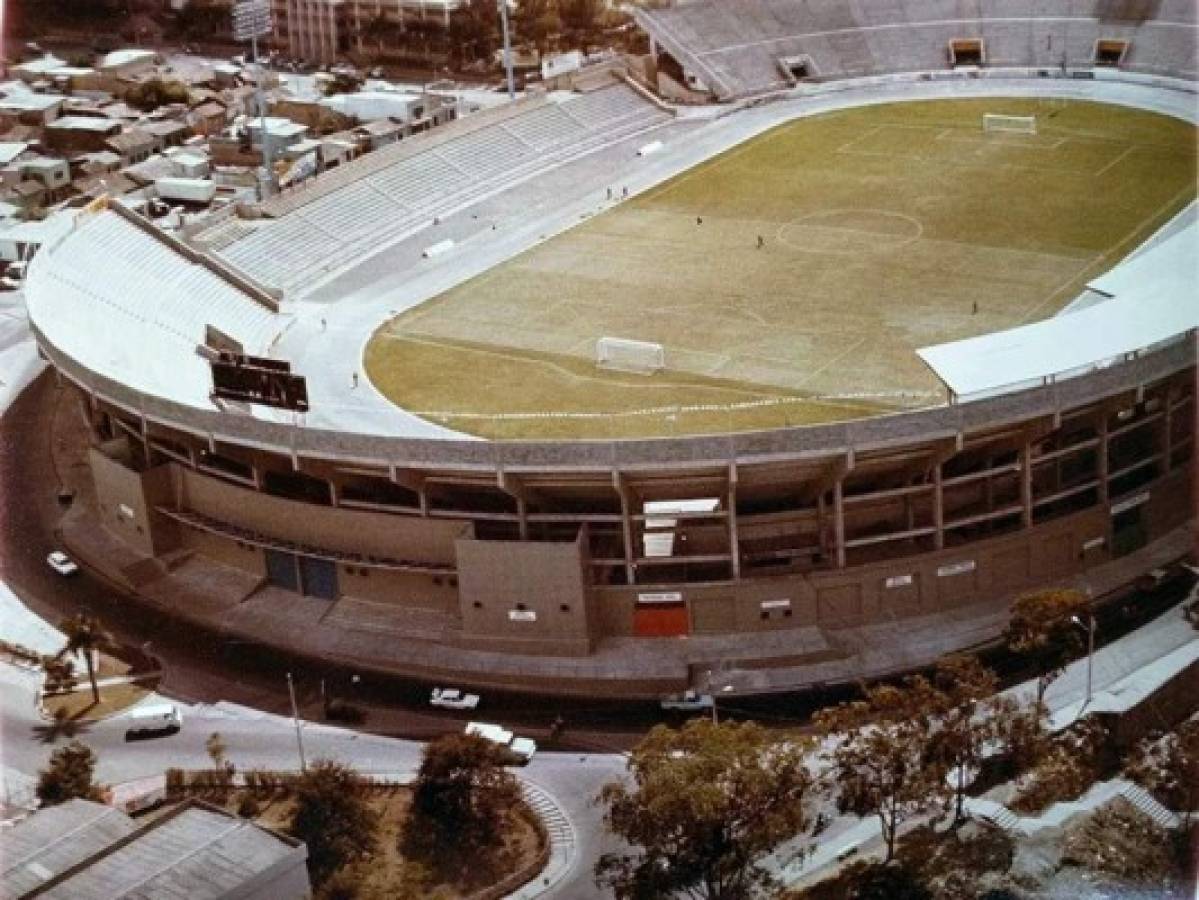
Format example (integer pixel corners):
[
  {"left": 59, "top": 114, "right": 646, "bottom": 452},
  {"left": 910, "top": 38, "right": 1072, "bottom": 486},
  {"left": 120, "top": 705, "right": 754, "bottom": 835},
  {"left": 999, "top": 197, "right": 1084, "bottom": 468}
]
[
  {"left": 982, "top": 114, "right": 1037, "bottom": 134},
  {"left": 596, "top": 336, "right": 665, "bottom": 374}
]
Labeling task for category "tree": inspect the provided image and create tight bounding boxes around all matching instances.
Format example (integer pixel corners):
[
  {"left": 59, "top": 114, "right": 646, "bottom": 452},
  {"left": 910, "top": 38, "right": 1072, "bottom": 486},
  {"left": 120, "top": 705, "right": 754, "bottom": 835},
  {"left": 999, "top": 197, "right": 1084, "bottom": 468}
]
[
  {"left": 289, "top": 760, "right": 379, "bottom": 886},
  {"left": 403, "top": 733, "right": 521, "bottom": 878},
  {"left": 36, "top": 740, "right": 102, "bottom": 805},
  {"left": 40, "top": 654, "right": 77, "bottom": 695},
  {"left": 847, "top": 861, "right": 933, "bottom": 900},
  {"left": 57, "top": 614, "right": 113, "bottom": 706},
  {"left": 205, "top": 731, "right": 227, "bottom": 771},
  {"left": 922, "top": 655, "right": 1017, "bottom": 824},
  {"left": 814, "top": 679, "right": 949, "bottom": 863},
  {"left": 596, "top": 719, "right": 815, "bottom": 900},
  {"left": 1003, "top": 588, "right": 1090, "bottom": 719}
]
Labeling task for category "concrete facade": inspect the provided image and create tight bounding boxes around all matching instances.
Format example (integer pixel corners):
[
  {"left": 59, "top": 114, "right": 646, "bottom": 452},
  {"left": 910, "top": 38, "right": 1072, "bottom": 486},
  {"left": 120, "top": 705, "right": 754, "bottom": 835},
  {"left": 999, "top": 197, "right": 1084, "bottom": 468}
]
[{"left": 69, "top": 341, "right": 1194, "bottom": 684}]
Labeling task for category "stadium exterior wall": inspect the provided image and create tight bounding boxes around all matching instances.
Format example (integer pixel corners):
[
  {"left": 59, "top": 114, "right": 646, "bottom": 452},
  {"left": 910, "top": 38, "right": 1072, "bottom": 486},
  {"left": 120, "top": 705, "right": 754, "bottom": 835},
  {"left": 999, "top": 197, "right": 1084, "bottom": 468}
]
[{"left": 32, "top": 322, "right": 1196, "bottom": 694}]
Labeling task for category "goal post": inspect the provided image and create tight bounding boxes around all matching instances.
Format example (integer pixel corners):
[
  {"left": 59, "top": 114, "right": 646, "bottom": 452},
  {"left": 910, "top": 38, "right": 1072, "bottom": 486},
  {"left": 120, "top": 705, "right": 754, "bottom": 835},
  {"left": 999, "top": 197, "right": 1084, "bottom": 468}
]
[
  {"left": 596, "top": 336, "right": 665, "bottom": 374},
  {"left": 982, "top": 114, "right": 1037, "bottom": 134}
]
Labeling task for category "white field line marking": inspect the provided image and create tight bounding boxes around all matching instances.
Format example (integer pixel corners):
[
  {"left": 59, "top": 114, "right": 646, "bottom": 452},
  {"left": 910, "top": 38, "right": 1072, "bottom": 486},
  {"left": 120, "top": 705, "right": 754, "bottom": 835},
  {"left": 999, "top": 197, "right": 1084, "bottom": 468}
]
[
  {"left": 1093, "top": 144, "right": 1137, "bottom": 178},
  {"left": 1017, "top": 179, "right": 1196, "bottom": 325},
  {"left": 835, "top": 147, "right": 1093, "bottom": 176}
]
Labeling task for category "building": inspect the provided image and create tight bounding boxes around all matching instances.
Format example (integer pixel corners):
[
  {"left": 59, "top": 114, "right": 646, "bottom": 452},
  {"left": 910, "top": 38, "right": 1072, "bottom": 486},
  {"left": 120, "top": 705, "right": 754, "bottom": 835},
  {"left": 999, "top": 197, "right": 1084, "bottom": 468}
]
[
  {"left": 271, "top": 0, "right": 466, "bottom": 65},
  {"left": 43, "top": 117, "right": 123, "bottom": 154},
  {"left": 18, "top": 5, "right": 1199, "bottom": 697},
  {"left": 0, "top": 798, "right": 310, "bottom": 899}
]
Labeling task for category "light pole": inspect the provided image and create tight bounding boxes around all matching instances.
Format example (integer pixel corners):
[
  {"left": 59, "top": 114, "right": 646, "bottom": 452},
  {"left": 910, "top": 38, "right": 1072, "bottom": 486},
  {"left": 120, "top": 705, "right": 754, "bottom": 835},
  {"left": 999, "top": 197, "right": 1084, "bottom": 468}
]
[
  {"left": 497, "top": 0, "right": 516, "bottom": 100},
  {"left": 1071, "top": 612, "right": 1096, "bottom": 710},
  {"left": 286, "top": 671, "right": 308, "bottom": 772},
  {"left": 233, "top": 0, "right": 276, "bottom": 196}
]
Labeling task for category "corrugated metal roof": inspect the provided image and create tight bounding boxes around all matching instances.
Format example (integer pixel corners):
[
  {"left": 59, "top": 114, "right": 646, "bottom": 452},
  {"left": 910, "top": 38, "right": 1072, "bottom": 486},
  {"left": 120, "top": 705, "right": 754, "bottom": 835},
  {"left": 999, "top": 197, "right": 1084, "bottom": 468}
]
[{"left": 917, "top": 217, "right": 1199, "bottom": 398}]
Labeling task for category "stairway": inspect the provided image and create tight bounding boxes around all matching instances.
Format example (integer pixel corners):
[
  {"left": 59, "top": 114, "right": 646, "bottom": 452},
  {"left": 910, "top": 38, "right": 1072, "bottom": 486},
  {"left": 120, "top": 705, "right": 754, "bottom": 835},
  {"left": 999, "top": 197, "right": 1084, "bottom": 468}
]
[{"left": 1118, "top": 782, "right": 1180, "bottom": 829}]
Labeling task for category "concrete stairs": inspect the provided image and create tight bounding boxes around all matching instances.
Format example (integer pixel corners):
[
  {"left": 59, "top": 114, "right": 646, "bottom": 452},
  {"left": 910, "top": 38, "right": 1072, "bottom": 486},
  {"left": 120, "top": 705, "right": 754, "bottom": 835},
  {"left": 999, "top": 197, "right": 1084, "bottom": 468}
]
[{"left": 965, "top": 778, "right": 1182, "bottom": 837}]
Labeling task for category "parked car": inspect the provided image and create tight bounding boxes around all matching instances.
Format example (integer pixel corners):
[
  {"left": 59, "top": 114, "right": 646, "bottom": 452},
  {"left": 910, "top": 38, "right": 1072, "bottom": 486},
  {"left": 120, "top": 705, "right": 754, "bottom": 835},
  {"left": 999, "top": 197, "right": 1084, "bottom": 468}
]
[
  {"left": 125, "top": 704, "right": 183, "bottom": 740},
  {"left": 430, "top": 687, "right": 480, "bottom": 710},
  {"left": 660, "top": 689, "right": 714, "bottom": 712},
  {"left": 465, "top": 721, "right": 536, "bottom": 764},
  {"left": 46, "top": 550, "right": 78, "bottom": 577},
  {"left": 1, "top": 260, "right": 27, "bottom": 291}
]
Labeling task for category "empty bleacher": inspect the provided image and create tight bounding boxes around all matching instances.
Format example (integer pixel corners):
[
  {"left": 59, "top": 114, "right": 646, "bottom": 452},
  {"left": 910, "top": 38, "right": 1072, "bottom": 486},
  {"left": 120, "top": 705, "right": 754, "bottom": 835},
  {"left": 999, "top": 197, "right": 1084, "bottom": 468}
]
[
  {"left": 200, "top": 82, "right": 672, "bottom": 297},
  {"left": 634, "top": 0, "right": 1198, "bottom": 99},
  {"left": 26, "top": 210, "right": 279, "bottom": 408}
]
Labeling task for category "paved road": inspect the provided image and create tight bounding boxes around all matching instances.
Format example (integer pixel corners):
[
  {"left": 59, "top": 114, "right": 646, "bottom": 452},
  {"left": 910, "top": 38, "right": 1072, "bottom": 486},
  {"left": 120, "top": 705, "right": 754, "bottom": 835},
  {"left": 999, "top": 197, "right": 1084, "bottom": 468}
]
[{"left": 0, "top": 373, "right": 624, "bottom": 898}]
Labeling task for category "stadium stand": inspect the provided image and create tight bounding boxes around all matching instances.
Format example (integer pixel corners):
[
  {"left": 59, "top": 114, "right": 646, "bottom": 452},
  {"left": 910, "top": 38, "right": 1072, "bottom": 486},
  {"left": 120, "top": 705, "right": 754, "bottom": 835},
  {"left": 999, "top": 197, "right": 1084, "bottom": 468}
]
[
  {"left": 634, "top": 0, "right": 1198, "bottom": 99},
  {"left": 198, "top": 82, "right": 671, "bottom": 296},
  {"left": 25, "top": 207, "right": 280, "bottom": 408}
]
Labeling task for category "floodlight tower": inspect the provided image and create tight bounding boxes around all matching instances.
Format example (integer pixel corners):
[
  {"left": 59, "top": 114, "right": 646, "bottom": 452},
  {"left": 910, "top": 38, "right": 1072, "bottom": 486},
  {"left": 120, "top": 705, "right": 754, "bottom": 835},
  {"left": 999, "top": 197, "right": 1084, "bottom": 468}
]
[
  {"left": 233, "top": 0, "right": 276, "bottom": 196},
  {"left": 498, "top": 0, "right": 516, "bottom": 100}
]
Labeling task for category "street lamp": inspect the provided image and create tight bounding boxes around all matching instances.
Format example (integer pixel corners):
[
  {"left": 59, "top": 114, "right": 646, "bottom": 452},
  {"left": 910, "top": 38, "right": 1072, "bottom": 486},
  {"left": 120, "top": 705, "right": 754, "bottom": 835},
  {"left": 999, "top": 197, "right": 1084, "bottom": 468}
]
[
  {"left": 1070, "top": 612, "right": 1096, "bottom": 710},
  {"left": 286, "top": 671, "right": 308, "bottom": 772}
]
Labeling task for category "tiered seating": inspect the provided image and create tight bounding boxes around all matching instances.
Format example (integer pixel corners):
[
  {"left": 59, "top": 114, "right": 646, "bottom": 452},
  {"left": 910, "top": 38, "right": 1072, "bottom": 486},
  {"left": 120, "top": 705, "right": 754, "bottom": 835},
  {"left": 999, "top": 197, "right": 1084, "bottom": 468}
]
[
  {"left": 634, "top": 0, "right": 1198, "bottom": 99},
  {"left": 26, "top": 210, "right": 279, "bottom": 408},
  {"left": 205, "top": 83, "right": 671, "bottom": 297}
]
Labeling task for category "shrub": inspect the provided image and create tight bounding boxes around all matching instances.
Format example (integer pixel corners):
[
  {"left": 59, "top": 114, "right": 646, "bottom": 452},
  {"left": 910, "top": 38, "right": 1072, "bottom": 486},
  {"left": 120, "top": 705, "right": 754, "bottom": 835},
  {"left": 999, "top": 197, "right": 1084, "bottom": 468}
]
[
  {"left": 237, "top": 793, "right": 261, "bottom": 819},
  {"left": 165, "top": 767, "right": 185, "bottom": 799}
]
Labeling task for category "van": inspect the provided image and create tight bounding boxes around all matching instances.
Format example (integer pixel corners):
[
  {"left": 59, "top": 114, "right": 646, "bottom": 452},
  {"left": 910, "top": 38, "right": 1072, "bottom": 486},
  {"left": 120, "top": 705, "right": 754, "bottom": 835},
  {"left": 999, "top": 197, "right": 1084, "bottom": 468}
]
[{"left": 125, "top": 704, "right": 182, "bottom": 739}]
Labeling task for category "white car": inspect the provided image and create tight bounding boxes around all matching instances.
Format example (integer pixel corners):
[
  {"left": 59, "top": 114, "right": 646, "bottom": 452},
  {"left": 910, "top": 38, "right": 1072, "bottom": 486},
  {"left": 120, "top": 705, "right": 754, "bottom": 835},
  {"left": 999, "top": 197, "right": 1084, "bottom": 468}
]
[
  {"left": 465, "top": 721, "right": 536, "bottom": 764},
  {"left": 46, "top": 550, "right": 79, "bottom": 577},
  {"left": 430, "top": 687, "right": 480, "bottom": 710}
]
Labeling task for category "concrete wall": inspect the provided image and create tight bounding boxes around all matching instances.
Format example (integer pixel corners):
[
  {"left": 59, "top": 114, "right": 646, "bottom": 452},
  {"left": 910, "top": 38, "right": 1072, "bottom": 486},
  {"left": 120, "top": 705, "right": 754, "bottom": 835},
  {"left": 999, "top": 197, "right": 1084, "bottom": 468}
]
[
  {"left": 177, "top": 467, "right": 465, "bottom": 565},
  {"left": 455, "top": 533, "right": 593, "bottom": 656},
  {"left": 90, "top": 444, "right": 179, "bottom": 557},
  {"left": 593, "top": 506, "right": 1111, "bottom": 637}
]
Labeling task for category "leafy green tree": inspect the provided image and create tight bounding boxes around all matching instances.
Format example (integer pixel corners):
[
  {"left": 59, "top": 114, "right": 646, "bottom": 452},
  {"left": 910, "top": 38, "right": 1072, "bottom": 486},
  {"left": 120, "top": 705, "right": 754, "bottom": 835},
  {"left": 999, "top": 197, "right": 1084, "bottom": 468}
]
[
  {"left": 36, "top": 740, "right": 102, "bottom": 805},
  {"left": 57, "top": 614, "right": 113, "bottom": 705},
  {"left": 815, "top": 679, "right": 949, "bottom": 863},
  {"left": 1004, "top": 588, "right": 1090, "bottom": 719},
  {"left": 596, "top": 719, "right": 815, "bottom": 900},
  {"left": 403, "top": 733, "right": 521, "bottom": 878},
  {"left": 289, "top": 760, "right": 379, "bottom": 886}
]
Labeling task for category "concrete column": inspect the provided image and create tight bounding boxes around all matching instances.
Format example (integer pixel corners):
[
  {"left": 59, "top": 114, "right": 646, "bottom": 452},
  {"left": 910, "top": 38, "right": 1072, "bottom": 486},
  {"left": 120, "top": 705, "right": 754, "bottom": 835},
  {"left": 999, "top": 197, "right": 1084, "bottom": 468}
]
[
  {"left": 727, "top": 465, "right": 740, "bottom": 581},
  {"left": 1098, "top": 413, "right": 1110, "bottom": 504},
  {"left": 328, "top": 479, "right": 340, "bottom": 507},
  {"left": 1162, "top": 387, "right": 1173, "bottom": 470},
  {"left": 614, "top": 472, "right": 636, "bottom": 585},
  {"left": 933, "top": 461, "right": 945, "bottom": 550},
  {"left": 517, "top": 496, "right": 529, "bottom": 541},
  {"left": 833, "top": 479, "right": 846, "bottom": 569},
  {"left": 1020, "top": 441, "right": 1033, "bottom": 528}
]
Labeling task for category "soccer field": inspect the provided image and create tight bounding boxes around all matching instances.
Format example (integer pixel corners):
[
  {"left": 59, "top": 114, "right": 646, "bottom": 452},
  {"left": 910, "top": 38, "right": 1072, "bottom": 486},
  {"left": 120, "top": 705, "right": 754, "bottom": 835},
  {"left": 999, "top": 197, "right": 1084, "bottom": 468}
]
[{"left": 365, "top": 98, "right": 1196, "bottom": 440}]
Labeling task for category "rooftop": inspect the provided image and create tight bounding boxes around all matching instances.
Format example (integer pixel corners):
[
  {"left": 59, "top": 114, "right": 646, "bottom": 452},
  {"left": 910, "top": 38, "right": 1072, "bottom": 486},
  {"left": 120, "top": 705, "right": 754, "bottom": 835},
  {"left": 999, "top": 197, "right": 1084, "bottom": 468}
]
[
  {"left": 46, "top": 116, "right": 121, "bottom": 133},
  {"left": 0, "top": 800, "right": 137, "bottom": 897},
  {"left": 7, "top": 799, "right": 306, "bottom": 900}
]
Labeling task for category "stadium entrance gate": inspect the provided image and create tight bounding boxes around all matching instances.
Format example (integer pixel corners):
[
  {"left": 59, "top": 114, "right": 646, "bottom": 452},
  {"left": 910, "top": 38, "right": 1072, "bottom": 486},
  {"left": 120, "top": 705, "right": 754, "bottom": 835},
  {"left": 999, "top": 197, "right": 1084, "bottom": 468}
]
[{"left": 265, "top": 549, "right": 340, "bottom": 600}]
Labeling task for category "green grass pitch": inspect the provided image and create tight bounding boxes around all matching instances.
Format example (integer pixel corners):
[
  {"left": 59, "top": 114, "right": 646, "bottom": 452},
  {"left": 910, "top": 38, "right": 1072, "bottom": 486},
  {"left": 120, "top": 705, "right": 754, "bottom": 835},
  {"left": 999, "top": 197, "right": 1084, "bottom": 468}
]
[{"left": 364, "top": 98, "right": 1196, "bottom": 440}]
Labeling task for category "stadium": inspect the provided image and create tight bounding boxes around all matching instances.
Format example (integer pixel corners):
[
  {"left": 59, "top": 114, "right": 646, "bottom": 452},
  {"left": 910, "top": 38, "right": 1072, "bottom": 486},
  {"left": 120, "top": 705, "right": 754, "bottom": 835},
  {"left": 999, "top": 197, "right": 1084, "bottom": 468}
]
[{"left": 25, "top": 0, "right": 1198, "bottom": 697}]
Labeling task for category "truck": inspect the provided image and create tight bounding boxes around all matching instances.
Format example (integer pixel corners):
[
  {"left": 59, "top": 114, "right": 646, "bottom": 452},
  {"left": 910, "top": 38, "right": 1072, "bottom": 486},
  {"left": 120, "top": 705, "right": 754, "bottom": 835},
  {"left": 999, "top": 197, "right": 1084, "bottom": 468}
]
[{"left": 464, "top": 721, "right": 536, "bottom": 764}]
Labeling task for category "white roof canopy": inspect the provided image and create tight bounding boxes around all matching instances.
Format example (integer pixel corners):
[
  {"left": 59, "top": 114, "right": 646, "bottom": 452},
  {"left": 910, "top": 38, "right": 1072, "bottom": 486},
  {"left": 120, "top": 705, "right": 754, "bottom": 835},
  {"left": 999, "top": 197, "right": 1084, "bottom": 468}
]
[{"left": 917, "top": 218, "right": 1199, "bottom": 399}]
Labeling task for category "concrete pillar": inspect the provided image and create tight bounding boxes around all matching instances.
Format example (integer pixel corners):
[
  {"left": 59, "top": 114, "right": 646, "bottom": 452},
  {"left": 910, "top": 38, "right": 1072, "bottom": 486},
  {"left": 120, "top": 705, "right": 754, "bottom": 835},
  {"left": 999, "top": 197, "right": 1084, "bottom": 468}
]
[
  {"left": 727, "top": 465, "right": 740, "bottom": 581},
  {"left": 1020, "top": 441, "right": 1033, "bottom": 528},
  {"left": 614, "top": 472, "right": 636, "bottom": 585},
  {"left": 833, "top": 479, "right": 846, "bottom": 569},
  {"left": 517, "top": 496, "right": 529, "bottom": 541},
  {"left": 1162, "top": 387, "right": 1173, "bottom": 470},
  {"left": 1098, "top": 412, "right": 1110, "bottom": 504},
  {"left": 933, "top": 461, "right": 945, "bottom": 550}
]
